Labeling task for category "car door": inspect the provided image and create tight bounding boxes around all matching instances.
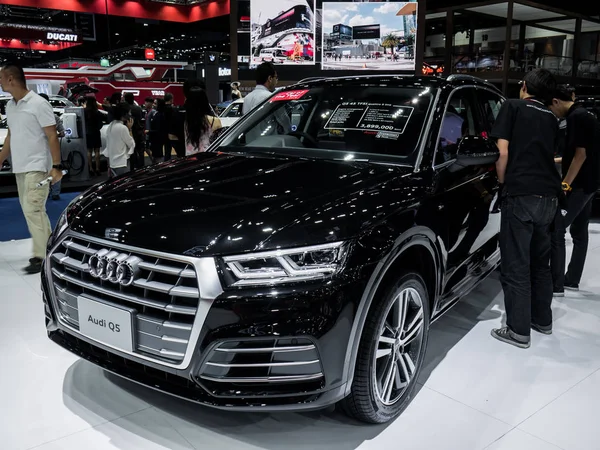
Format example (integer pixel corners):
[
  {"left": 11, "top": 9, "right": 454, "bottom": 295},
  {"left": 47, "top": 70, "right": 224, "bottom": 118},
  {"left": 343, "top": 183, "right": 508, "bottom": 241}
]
[
  {"left": 429, "top": 86, "right": 498, "bottom": 310},
  {"left": 473, "top": 87, "right": 505, "bottom": 254}
]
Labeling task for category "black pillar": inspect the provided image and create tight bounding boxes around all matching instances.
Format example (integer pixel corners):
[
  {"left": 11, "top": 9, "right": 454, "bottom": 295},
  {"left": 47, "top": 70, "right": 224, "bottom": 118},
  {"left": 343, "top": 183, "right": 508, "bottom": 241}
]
[
  {"left": 229, "top": 0, "right": 238, "bottom": 83},
  {"left": 518, "top": 23, "right": 526, "bottom": 69},
  {"left": 415, "top": 0, "right": 426, "bottom": 76},
  {"left": 502, "top": 0, "right": 514, "bottom": 95},
  {"left": 204, "top": 52, "right": 220, "bottom": 105},
  {"left": 571, "top": 18, "right": 582, "bottom": 82},
  {"left": 443, "top": 11, "right": 453, "bottom": 76},
  {"left": 468, "top": 25, "right": 475, "bottom": 56}
]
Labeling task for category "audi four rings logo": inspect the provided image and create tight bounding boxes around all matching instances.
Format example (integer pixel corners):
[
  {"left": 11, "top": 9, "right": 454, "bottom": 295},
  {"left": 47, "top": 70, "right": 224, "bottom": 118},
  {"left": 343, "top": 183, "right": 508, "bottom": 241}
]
[{"left": 88, "top": 249, "right": 142, "bottom": 286}]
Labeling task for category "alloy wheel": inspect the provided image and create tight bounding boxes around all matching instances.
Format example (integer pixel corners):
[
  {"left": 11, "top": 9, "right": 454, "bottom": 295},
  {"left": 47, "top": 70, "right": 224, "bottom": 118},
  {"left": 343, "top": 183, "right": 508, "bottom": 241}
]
[{"left": 373, "top": 287, "right": 425, "bottom": 406}]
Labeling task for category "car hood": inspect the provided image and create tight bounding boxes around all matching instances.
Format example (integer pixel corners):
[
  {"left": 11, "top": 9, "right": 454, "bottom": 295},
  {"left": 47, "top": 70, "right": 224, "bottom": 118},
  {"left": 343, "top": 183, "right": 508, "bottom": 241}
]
[{"left": 68, "top": 152, "right": 420, "bottom": 256}]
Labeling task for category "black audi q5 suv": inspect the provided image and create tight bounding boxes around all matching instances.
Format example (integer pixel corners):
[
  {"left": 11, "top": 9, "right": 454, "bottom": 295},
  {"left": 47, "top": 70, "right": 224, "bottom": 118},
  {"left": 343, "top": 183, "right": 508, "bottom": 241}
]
[{"left": 42, "top": 74, "right": 503, "bottom": 423}]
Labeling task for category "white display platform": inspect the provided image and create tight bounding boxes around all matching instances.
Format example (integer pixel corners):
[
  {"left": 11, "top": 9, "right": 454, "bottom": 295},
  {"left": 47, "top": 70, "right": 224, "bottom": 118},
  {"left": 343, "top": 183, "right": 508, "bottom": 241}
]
[{"left": 2, "top": 228, "right": 600, "bottom": 450}]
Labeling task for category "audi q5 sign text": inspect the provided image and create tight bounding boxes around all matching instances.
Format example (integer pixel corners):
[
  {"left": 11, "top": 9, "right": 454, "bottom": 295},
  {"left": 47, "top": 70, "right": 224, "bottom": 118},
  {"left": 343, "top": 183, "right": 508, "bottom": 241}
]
[{"left": 42, "top": 75, "right": 502, "bottom": 423}]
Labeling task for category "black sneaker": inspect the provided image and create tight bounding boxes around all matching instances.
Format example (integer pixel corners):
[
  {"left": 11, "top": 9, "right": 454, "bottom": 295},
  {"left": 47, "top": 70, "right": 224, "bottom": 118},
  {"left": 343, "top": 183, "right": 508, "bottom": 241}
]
[
  {"left": 24, "top": 258, "right": 43, "bottom": 274},
  {"left": 491, "top": 327, "right": 531, "bottom": 349},
  {"left": 531, "top": 323, "right": 552, "bottom": 335},
  {"left": 564, "top": 282, "right": 579, "bottom": 291}
]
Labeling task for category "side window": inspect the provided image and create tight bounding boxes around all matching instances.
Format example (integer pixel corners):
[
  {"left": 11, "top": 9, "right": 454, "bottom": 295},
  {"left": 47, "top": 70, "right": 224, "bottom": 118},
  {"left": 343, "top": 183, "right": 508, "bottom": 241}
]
[
  {"left": 435, "top": 88, "right": 479, "bottom": 165},
  {"left": 476, "top": 89, "right": 504, "bottom": 132}
]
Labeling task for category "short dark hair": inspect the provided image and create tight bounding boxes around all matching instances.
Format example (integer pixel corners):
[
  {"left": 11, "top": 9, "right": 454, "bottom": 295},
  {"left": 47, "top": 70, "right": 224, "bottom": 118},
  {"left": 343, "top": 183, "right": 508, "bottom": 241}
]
[
  {"left": 255, "top": 62, "right": 276, "bottom": 85},
  {"left": 123, "top": 92, "right": 135, "bottom": 105},
  {"left": 38, "top": 93, "right": 50, "bottom": 102},
  {"left": 164, "top": 92, "right": 174, "bottom": 103},
  {"left": 155, "top": 97, "right": 166, "bottom": 113},
  {"left": 144, "top": 96, "right": 154, "bottom": 103},
  {"left": 554, "top": 85, "right": 574, "bottom": 102},
  {"left": 523, "top": 69, "right": 557, "bottom": 105},
  {"left": 112, "top": 101, "right": 131, "bottom": 121},
  {"left": 110, "top": 92, "right": 122, "bottom": 104},
  {"left": 2, "top": 62, "right": 26, "bottom": 86}
]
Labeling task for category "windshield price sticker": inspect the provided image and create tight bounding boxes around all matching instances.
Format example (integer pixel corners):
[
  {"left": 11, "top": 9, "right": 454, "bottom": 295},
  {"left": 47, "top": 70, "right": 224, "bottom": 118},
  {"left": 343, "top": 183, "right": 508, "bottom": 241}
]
[
  {"left": 324, "top": 102, "right": 414, "bottom": 134},
  {"left": 269, "top": 89, "right": 310, "bottom": 102},
  {"left": 376, "top": 131, "right": 401, "bottom": 140}
]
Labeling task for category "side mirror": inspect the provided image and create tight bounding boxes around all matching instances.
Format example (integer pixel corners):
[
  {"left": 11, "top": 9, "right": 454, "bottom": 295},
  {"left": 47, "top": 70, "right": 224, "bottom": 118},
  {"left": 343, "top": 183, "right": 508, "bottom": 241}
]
[{"left": 452, "top": 136, "right": 499, "bottom": 170}]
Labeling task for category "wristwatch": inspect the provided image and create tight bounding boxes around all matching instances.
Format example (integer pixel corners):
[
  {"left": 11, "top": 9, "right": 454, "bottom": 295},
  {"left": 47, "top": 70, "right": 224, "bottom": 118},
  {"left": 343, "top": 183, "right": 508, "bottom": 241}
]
[{"left": 52, "top": 163, "right": 64, "bottom": 170}]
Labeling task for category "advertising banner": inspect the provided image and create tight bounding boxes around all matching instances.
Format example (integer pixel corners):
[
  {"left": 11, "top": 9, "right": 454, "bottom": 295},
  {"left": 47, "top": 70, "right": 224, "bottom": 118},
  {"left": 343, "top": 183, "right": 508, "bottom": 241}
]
[
  {"left": 0, "top": 23, "right": 83, "bottom": 43},
  {"left": 250, "top": 0, "right": 316, "bottom": 66},
  {"left": 321, "top": 1, "right": 417, "bottom": 71}
]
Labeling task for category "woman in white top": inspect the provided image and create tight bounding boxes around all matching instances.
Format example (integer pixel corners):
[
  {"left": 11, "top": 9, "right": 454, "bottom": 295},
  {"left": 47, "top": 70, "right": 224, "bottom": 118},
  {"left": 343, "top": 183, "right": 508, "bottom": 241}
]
[
  {"left": 104, "top": 102, "right": 135, "bottom": 178},
  {"left": 184, "top": 87, "right": 222, "bottom": 156}
]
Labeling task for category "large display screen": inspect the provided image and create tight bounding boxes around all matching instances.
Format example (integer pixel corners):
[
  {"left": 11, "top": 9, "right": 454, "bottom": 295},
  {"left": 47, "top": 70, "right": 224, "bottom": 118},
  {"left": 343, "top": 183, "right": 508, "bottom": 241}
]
[
  {"left": 321, "top": 1, "right": 417, "bottom": 71},
  {"left": 331, "top": 23, "right": 352, "bottom": 41},
  {"left": 251, "top": 0, "right": 316, "bottom": 66},
  {"left": 352, "top": 24, "right": 380, "bottom": 40}
]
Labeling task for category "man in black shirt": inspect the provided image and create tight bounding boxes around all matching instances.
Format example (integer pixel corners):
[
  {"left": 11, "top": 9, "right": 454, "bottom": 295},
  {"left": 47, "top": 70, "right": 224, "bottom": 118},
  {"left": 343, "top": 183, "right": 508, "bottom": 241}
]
[
  {"left": 490, "top": 69, "right": 561, "bottom": 349},
  {"left": 549, "top": 86, "right": 600, "bottom": 294}
]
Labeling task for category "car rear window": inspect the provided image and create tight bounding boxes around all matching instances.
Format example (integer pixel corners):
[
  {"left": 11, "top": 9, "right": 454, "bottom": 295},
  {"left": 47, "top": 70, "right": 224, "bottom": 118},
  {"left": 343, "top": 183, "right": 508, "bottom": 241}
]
[{"left": 218, "top": 85, "right": 434, "bottom": 161}]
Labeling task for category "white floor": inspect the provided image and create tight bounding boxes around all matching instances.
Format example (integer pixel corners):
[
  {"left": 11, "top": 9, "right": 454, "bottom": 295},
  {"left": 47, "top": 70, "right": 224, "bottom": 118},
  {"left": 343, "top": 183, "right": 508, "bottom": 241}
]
[{"left": 2, "top": 229, "right": 600, "bottom": 450}]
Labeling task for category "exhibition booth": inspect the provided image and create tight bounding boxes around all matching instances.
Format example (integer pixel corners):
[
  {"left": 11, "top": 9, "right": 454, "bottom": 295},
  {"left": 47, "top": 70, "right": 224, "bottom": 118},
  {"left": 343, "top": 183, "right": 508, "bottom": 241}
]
[{"left": 1, "top": 2, "right": 600, "bottom": 448}]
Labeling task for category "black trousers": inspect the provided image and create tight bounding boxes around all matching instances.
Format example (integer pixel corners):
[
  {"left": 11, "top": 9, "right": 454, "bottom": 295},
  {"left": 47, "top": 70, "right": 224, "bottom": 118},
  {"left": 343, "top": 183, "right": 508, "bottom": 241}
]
[
  {"left": 500, "top": 195, "right": 557, "bottom": 338},
  {"left": 165, "top": 140, "right": 185, "bottom": 160},
  {"left": 129, "top": 139, "right": 145, "bottom": 171},
  {"left": 551, "top": 189, "right": 595, "bottom": 290}
]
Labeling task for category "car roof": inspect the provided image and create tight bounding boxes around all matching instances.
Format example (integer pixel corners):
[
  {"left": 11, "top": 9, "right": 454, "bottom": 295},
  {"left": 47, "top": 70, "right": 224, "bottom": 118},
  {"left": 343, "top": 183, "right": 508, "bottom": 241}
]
[{"left": 293, "top": 74, "right": 500, "bottom": 93}]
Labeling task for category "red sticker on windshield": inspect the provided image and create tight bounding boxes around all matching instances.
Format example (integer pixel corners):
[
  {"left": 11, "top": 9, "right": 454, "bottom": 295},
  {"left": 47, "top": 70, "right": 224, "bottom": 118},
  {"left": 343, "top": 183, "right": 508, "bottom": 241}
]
[{"left": 269, "top": 89, "right": 309, "bottom": 102}]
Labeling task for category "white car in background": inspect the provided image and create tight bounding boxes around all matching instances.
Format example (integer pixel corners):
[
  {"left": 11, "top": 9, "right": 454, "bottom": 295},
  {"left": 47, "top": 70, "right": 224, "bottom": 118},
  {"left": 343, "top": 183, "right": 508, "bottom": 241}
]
[
  {"left": 0, "top": 94, "right": 74, "bottom": 117},
  {"left": 219, "top": 98, "right": 244, "bottom": 128}
]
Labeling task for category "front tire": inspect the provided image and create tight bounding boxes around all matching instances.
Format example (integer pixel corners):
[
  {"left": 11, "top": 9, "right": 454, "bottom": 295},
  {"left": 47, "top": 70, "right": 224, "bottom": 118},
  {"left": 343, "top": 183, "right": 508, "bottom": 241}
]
[{"left": 343, "top": 272, "right": 430, "bottom": 423}]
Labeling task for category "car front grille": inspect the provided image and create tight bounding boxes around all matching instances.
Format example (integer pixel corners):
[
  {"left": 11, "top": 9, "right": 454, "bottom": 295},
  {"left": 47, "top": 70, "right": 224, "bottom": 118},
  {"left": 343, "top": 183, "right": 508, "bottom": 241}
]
[{"left": 48, "top": 234, "right": 202, "bottom": 365}]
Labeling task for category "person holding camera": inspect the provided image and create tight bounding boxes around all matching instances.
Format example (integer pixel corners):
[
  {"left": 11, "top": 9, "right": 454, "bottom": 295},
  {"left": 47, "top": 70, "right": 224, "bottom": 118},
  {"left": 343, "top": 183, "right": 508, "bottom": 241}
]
[
  {"left": 104, "top": 102, "right": 135, "bottom": 178},
  {"left": 0, "top": 63, "right": 63, "bottom": 274}
]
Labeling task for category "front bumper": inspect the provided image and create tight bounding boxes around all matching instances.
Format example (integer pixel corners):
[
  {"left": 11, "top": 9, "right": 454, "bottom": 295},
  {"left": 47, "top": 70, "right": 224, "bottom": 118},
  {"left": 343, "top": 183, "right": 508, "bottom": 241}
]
[{"left": 42, "top": 253, "right": 369, "bottom": 411}]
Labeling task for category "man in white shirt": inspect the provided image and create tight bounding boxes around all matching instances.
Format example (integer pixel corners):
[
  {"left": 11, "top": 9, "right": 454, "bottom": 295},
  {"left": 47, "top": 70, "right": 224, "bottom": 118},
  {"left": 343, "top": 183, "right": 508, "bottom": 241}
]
[
  {"left": 104, "top": 102, "right": 135, "bottom": 177},
  {"left": 243, "top": 62, "right": 279, "bottom": 114},
  {"left": 0, "top": 63, "right": 63, "bottom": 274},
  {"left": 242, "top": 62, "right": 291, "bottom": 142}
]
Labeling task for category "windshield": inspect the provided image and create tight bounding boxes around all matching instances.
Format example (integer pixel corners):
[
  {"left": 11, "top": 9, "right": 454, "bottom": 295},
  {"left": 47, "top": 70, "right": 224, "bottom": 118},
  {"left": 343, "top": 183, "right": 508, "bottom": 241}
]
[
  {"left": 50, "top": 97, "right": 74, "bottom": 108},
  {"left": 221, "top": 101, "right": 243, "bottom": 118},
  {"left": 218, "top": 85, "right": 434, "bottom": 163}
]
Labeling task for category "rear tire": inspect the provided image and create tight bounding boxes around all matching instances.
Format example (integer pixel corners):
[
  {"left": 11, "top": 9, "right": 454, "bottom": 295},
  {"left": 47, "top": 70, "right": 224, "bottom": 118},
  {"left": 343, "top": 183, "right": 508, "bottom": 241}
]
[{"left": 343, "top": 272, "right": 430, "bottom": 424}]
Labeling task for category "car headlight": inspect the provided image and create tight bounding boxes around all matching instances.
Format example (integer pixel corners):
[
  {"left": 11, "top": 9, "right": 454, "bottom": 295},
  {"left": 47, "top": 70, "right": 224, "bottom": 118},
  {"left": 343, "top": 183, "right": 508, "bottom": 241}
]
[
  {"left": 52, "top": 194, "right": 82, "bottom": 242},
  {"left": 54, "top": 209, "right": 68, "bottom": 238},
  {"left": 222, "top": 242, "right": 347, "bottom": 286}
]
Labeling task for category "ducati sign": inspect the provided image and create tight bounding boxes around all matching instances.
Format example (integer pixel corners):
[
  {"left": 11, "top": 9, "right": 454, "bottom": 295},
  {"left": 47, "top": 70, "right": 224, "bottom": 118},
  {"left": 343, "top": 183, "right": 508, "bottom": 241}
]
[{"left": 47, "top": 32, "right": 79, "bottom": 42}]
